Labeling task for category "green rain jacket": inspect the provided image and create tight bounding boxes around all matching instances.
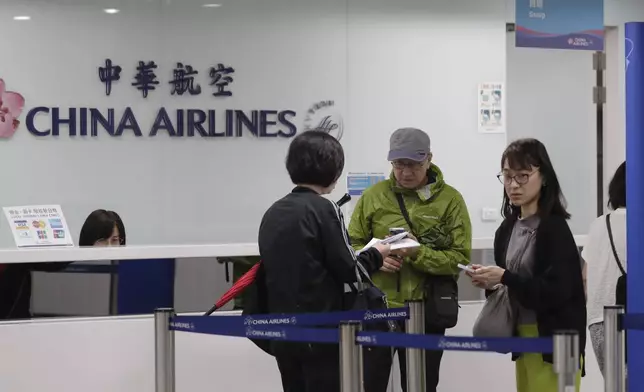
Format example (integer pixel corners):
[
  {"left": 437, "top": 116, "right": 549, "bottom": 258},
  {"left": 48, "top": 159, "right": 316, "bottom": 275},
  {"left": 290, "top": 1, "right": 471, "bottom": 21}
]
[{"left": 348, "top": 165, "right": 472, "bottom": 308}]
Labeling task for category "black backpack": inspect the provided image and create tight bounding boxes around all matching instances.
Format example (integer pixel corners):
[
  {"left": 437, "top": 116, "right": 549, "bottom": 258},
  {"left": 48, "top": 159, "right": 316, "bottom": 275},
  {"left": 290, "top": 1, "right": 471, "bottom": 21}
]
[{"left": 606, "top": 214, "right": 626, "bottom": 307}]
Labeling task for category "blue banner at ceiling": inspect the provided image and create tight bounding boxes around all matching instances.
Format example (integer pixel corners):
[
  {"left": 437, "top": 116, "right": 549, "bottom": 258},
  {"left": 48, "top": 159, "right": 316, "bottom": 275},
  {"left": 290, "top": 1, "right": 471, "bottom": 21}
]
[{"left": 515, "top": 0, "right": 604, "bottom": 50}]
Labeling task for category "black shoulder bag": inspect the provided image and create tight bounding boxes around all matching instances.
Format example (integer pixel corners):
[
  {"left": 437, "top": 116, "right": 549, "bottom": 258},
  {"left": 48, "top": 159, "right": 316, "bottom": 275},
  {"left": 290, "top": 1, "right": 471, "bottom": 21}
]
[
  {"left": 240, "top": 262, "right": 274, "bottom": 356},
  {"left": 395, "top": 193, "right": 459, "bottom": 330},
  {"left": 344, "top": 262, "right": 399, "bottom": 333},
  {"left": 606, "top": 214, "right": 626, "bottom": 307}
]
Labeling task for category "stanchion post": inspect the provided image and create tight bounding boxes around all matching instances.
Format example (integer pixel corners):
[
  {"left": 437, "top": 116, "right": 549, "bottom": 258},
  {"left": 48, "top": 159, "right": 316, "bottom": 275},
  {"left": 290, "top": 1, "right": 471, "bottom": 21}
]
[
  {"left": 339, "top": 321, "right": 362, "bottom": 392},
  {"left": 553, "top": 330, "right": 579, "bottom": 392},
  {"left": 155, "top": 308, "right": 175, "bottom": 392},
  {"left": 604, "top": 306, "right": 626, "bottom": 392},
  {"left": 405, "top": 300, "right": 426, "bottom": 392}
]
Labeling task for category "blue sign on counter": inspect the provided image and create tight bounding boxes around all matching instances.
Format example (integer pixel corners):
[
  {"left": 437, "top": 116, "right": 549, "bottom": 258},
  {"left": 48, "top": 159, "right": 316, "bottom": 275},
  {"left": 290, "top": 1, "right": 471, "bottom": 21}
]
[
  {"left": 347, "top": 173, "right": 386, "bottom": 196},
  {"left": 515, "top": 0, "right": 604, "bottom": 51}
]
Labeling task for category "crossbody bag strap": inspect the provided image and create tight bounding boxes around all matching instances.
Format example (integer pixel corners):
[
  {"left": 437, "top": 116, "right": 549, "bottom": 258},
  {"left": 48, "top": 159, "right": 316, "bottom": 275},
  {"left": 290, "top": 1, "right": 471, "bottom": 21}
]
[
  {"left": 394, "top": 192, "right": 415, "bottom": 237},
  {"left": 605, "top": 214, "right": 626, "bottom": 275}
]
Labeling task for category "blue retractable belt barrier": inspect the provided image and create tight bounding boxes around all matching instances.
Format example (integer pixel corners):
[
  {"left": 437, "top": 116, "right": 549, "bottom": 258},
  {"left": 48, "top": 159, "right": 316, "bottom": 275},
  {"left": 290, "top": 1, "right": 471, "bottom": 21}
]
[
  {"left": 171, "top": 307, "right": 409, "bottom": 330},
  {"left": 356, "top": 331, "right": 553, "bottom": 354},
  {"left": 622, "top": 313, "right": 644, "bottom": 331},
  {"left": 170, "top": 318, "right": 340, "bottom": 343},
  {"left": 170, "top": 308, "right": 553, "bottom": 354}
]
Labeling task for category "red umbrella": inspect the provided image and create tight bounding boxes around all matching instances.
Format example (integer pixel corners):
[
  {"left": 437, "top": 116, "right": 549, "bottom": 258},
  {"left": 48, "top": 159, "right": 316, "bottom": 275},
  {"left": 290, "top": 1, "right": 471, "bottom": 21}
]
[{"left": 204, "top": 261, "right": 261, "bottom": 315}]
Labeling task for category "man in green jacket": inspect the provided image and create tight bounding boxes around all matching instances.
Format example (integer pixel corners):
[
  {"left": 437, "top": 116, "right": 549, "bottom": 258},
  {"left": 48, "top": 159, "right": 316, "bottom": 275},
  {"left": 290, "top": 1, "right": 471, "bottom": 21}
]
[{"left": 348, "top": 127, "right": 472, "bottom": 392}]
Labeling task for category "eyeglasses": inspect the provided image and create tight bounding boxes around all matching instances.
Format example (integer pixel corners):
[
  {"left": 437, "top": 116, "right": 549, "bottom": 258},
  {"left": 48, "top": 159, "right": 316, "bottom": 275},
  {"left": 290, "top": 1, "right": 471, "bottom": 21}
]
[
  {"left": 95, "top": 237, "right": 124, "bottom": 246},
  {"left": 392, "top": 161, "right": 425, "bottom": 170},
  {"left": 497, "top": 171, "right": 538, "bottom": 185}
]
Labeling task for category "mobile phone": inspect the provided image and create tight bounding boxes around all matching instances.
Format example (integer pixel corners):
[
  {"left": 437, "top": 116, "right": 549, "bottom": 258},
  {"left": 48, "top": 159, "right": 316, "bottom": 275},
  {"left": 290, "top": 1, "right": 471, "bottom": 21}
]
[
  {"left": 457, "top": 263, "right": 475, "bottom": 274},
  {"left": 381, "top": 232, "right": 408, "bottom": 245}
]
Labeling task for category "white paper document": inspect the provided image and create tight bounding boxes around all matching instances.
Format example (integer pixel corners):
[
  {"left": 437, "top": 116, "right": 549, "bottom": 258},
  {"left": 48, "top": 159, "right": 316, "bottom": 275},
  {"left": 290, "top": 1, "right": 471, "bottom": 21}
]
[{"left": 356, "top": 237, "right": 420, "bottom": 255}]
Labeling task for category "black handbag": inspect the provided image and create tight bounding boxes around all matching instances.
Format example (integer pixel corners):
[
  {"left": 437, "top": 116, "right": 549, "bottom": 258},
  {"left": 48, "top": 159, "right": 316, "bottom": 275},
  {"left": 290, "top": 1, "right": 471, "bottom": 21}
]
[
  {"left": 395, "top": 192, "right": 459, "bottom": 330},
  {"left": 241, "top": 262, "right": 274, "bottom": 356},
  {"left": 344, "top": 263, "right": 398, "bottom": 333},
  {"left": 606, "top": 214, "right": 626, "bottom": 307},
  {"left": 605, "top": 213, "right": 628, "bottom": 364}
]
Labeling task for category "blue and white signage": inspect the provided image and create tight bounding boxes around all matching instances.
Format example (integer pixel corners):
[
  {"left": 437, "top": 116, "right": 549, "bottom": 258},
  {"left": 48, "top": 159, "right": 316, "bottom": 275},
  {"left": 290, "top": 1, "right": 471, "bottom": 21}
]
[
  {"left": 515, "top": 0, "right": 604, "bottom": 51},
  {"left": 347, "top": 173, "right": 386, "bottom": 197}
]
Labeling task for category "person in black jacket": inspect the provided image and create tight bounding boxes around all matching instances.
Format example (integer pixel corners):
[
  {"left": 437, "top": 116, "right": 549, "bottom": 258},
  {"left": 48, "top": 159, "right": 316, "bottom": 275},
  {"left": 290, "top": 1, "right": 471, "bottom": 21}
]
[
  {"left": 467, "top": 138, "right": 586, "bottom": 392},
  {"left": 258, "top": 130, "right": 390, "bottom": 392}
]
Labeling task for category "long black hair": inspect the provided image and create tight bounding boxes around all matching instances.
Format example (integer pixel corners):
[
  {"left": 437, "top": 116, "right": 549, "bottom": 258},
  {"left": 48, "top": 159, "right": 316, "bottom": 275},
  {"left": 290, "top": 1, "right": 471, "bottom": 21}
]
[
  {"left": 500, "top": 138, "right": 570, "bottom": 219},
  {"left": 608, "top": 161, "right": 626, "bottom": 210},
  {"left": 79, "top": 209, "right": 126, "bottom": 246}
]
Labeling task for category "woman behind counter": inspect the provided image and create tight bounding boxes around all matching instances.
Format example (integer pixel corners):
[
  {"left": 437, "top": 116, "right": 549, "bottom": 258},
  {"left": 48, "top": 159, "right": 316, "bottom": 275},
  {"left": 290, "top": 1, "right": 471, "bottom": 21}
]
[{"left": 0, "top": 209, "right": 125, "bottom": 319}]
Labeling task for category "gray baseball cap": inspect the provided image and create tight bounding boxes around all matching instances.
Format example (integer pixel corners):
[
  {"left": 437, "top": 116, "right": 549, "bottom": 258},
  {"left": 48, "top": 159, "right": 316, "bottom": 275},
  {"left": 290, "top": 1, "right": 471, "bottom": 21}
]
[{"left": 387, "top": 128, "right": 431, "bottom": 162}]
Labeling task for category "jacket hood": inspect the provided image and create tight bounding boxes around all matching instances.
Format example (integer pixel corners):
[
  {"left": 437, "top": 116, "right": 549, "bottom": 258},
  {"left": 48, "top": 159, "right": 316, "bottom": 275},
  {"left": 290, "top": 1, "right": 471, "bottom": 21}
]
[{"left": 390, "top": 164, "right": 445, "bottom": 202}]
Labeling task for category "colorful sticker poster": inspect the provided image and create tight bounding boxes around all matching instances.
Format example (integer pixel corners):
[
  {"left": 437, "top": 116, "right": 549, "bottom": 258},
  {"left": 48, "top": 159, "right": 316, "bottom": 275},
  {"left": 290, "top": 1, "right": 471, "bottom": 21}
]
[
  {"left": 3, "top": 205, "right": 74, "bottom": 247},
  {"left": 515, "top": 0, "right": 604, "bottom": 51},
  {"left": 478, "top": 83, "right": 504, "bottom": 134},
  {"left": 347, "top": 173, "right": 386, "bottom": 197}
]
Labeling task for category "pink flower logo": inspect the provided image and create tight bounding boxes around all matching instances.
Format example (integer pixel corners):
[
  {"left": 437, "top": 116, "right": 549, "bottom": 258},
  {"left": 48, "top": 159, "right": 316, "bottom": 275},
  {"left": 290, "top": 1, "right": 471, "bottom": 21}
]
[{"left": 0, "top": 79, "right": 25, "bottom": 139}]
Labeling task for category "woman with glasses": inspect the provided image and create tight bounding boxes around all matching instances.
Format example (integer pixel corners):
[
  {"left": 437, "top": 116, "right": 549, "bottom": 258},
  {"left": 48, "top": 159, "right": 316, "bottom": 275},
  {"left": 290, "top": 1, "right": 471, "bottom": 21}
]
[{"left": 467, "top": 138, "right": 586, "bottom": 392}]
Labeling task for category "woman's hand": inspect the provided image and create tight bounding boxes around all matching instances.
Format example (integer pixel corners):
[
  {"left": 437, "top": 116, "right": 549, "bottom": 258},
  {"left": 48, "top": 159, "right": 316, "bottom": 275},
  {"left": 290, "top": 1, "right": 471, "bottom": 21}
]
[
  {"left": 380, "top": 255, "right": 402, "bottom": 273},
  {"left": 471, "top": 266, "right": 506, "bottom": 286},
  {"left": 372, "top": 242, "right": 392, "bottom": 259},
  {"left": 465, "top": 264, "right": 485, "bottom": 288},
  {"left": 390, "top": 233, "right": 419, "bottom": 259}
]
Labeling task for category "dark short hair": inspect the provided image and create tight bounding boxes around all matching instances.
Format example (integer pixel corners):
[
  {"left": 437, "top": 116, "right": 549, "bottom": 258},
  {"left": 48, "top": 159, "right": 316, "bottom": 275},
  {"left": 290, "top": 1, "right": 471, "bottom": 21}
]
[
  {"left": 608, "top": 161, "right": 626, "bottom": 210},
  {"left": 79, "top": 209, "right": 126, "bottom": 246},
  {"left": 501, "top": 138, "right": 570, "bottom": 219},
  {"left": 286, "top": 130, "right": 344, "bottom": 187}
]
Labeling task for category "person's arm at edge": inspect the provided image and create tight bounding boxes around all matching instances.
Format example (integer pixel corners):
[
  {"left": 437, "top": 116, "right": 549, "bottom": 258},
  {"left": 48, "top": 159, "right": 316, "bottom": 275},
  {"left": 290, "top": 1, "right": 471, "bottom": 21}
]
[
  {"left": 408, "top": 193, "right": 472, "bottom": 276},
  {"left": 322, "top": 200, "right": 383, "bottom": 282},
  {"left": 580, "top": 218, "right": 601, "bottom": 305},
  {"left": 581, "top": 257, "right": 587, "bottom": 303},
  {"left": 484, "top": 224, "right": 505, "bottom": 298}
]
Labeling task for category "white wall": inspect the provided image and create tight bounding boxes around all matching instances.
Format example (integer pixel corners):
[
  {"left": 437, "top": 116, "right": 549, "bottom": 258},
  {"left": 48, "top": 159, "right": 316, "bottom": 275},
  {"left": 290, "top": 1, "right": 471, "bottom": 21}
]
[
  {"left": 1, "top": 0, "right": 508, "bottom": 316},
  {"left": 602, "top": 0, "right": 644, "bottom": 202},
  {"left": 604, "top": 26, "right": 624, "bottom": 211},
  {"left": 503, "top": 0, "right": 644, "bottom": 232},
  {"left": 0, "top": 302, "right": 602, "bottom": 392},
  {"left": 505, "top": 34, "right": 596, "bottom": 234},
  {"left": 0, "top": 0, "right": 507, "bottom": 249},
  {"left": 344, "top": 0, "right": 507, "bottom": 236}
]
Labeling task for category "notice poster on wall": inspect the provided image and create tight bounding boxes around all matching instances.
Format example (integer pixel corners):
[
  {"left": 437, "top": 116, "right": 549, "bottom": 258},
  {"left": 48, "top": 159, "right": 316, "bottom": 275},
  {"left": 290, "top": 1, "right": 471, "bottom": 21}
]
[
  {"left": 3, "top": 205, "right": 74, "bottom": 247},
  {"left": 478, "top": 83, "right": 505, "bottom": 134},
  {"left": 347, "top": 173, "right": 386, "bottom": 197}
]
